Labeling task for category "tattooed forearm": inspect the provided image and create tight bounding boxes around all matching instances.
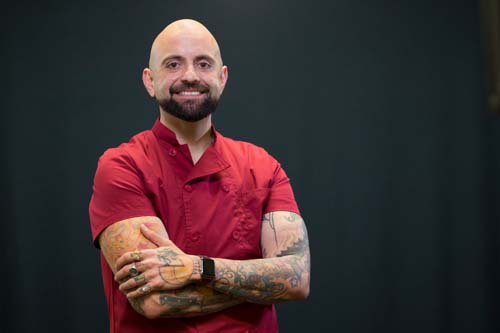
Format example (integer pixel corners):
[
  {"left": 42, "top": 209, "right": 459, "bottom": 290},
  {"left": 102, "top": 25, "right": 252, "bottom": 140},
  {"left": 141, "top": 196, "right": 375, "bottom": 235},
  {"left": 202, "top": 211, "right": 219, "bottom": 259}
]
[
  {"left": 157, "top": 285, "right": 243, "bottom": 318},
  {"left": 211, "top": 212, "right": 310, "bottom": 304},
  {"left": 211, "top": 253, "right": 309, "bottom": 304}
]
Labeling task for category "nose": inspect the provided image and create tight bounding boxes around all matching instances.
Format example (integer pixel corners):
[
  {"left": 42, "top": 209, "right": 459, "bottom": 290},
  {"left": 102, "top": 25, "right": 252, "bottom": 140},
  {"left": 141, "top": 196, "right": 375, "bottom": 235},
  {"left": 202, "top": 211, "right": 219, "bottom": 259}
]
[{"left": 180, "top": 64, "right": 200, "bottom": 84}]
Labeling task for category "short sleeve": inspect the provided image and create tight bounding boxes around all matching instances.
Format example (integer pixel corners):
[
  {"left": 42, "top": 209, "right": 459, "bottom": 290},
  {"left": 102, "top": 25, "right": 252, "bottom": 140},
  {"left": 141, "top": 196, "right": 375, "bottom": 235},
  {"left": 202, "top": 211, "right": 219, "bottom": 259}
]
[
  {"left": 89, "top": 148, "right": 156, "bottom": 247},
  {"left": 263, "top": 159, "right": 300, "bottom": 216}
]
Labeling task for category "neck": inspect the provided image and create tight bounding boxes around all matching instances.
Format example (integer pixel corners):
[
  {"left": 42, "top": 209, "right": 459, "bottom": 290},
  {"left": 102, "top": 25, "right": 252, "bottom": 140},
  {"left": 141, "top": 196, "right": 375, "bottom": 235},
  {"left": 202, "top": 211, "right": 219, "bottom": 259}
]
[{"left": 159, "top": 111, "right": 212, "bottom": 145}]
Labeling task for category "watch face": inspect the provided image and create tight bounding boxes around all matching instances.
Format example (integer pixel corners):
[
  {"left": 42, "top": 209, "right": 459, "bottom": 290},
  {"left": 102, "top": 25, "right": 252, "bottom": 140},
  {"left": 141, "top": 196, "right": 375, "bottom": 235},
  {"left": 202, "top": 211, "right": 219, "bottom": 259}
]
[{"left": 202, "top": 257, "right": 215, "bottom": 280}]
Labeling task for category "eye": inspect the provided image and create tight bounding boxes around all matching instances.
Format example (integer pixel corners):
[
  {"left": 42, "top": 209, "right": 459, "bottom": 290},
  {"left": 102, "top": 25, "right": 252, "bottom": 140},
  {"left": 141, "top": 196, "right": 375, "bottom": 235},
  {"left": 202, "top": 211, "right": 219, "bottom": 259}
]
[
  {"left": 166, "top": 61, "right": 180, "bottom": 70},
  {"left": 198, "top": 61, "right": 212, "bottom": 70}
]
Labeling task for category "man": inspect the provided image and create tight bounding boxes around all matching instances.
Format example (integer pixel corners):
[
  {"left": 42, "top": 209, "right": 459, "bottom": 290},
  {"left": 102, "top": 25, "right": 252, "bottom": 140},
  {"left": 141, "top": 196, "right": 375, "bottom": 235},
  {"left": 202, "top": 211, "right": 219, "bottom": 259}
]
[{"left": 89, "top": 18, "right": 310, "bottom": 333}]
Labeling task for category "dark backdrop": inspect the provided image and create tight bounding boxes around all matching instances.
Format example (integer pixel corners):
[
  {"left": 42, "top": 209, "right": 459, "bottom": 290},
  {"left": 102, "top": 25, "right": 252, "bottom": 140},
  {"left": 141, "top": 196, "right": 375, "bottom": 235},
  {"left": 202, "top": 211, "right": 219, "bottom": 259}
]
[{"left": 2, "top": 1, "right": 500, "bottom": 332}]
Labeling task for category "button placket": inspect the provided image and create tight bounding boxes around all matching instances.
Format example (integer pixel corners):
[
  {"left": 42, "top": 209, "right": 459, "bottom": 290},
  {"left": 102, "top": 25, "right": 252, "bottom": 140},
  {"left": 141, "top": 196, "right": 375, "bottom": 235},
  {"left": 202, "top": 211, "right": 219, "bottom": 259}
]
[
  {"left": 232, "top": 229, "right": 241, "bottom": 240},
  {"left": 190, "top": 231, "right": 200, "bottom": 242}
]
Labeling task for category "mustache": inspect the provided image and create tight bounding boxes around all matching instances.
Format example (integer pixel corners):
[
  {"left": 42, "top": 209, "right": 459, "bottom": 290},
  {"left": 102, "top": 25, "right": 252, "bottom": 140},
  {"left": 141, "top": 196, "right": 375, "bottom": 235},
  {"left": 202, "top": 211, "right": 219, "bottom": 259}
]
[{"left": 170, "top": 83, "right": 210, "bottom": 94}]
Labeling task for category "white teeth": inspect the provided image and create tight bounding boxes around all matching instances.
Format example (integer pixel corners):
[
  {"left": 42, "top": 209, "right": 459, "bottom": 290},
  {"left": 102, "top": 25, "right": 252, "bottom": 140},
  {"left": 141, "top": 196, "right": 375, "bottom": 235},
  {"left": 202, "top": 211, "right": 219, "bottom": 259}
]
[{"left": 179, "top": 91, "right": 202, "bottom": 95}]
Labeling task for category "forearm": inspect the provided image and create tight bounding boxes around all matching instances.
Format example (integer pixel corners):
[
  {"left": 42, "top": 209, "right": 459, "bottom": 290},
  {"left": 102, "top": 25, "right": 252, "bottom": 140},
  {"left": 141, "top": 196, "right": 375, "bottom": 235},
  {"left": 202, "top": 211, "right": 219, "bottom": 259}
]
[
  {"left": 114, "top": 212, "right": 311, "bottom": 316},
  {"left": 210, "top": 253, "right": 310, "bottom": 304},
  {"left": 130, "top": 284, "right": 244, "bottom": 319}
]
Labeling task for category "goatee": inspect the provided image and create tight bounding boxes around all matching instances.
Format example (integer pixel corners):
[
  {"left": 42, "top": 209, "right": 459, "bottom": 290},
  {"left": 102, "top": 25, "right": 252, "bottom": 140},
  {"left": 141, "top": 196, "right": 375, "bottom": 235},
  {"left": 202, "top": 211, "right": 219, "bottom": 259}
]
[{"left": 158, "top": 95, "right": 218, "bottom": 122}]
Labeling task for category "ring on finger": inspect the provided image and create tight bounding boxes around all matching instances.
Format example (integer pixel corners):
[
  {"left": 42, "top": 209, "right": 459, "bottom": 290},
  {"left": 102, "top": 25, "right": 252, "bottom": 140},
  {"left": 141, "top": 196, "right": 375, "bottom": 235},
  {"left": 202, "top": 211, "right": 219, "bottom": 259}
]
[
  {"left": 139, "top": 284, "right": 152, "bottom": 294},
  {"left": 129, "top": 262, "right": 139, "bottom": 277},
  {"left": 134, "top": 273, "right": 146, "bottom": 284},
  {"left": 130, "top": 251, "right": 142, "bottom": 261}
]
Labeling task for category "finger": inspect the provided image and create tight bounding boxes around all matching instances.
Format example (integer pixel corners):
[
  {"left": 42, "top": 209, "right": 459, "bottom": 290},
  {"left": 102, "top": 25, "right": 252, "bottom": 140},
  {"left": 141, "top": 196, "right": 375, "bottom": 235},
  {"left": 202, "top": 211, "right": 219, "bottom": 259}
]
[
  {"left": 141, "top": 224, "right": 172, "bottom": 247},
  {"left": 127, "top": 283, "right": 153, "bottom": 299},
  {"left": 115, "top": 262, "right": 144, "bottom": 282},
  {"left": 115, "top": 251, "right": 140, "bottom": 271},
  {"left": 119, "top": 273, "right": 147, "bottom": 291},
  {"left": 115, "top": 250, "right": 145, "bottom": 271}
]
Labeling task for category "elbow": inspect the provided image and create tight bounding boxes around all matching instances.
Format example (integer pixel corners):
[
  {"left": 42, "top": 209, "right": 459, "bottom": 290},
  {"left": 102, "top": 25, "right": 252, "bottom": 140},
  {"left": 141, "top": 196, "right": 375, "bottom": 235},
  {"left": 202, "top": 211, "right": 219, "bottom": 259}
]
[
  {"left": 292, "top": 271, "right": 310, "bottom": 300},
  {"left": 132, "top": 294, "right": 200, "bottom": 319},
  {"left": 142, "top": 306, "right": 162, "bottom": 320},
  {"left": 301, "top": 284, "right": 310, "bottom": 300},
  {"left": 143, "top": 297, "right": 167, "bottom": 319},
  {"left": 129, "top": 295, "right": 163, "bottom": 319},
  {"left": 294, "top": 283, "right": 310, "bottom": 300}
]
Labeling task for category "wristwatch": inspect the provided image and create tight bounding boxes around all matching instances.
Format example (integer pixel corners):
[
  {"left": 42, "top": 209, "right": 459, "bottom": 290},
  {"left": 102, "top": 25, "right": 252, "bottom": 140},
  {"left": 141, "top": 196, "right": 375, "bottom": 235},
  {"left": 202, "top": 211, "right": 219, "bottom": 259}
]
[{"left": 199, "top": 256, "right": 216, "bottom": 281}]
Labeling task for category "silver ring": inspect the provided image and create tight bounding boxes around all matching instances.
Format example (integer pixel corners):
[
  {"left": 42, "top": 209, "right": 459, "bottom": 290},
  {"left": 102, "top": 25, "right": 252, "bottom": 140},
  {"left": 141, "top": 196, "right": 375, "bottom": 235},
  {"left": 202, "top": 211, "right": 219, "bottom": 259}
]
[
  {"left": 139, "top": 284, "right": 152, "bottom": 294},
  {"left": 129, "top": 262, "right": 138, "bottom": 277}
]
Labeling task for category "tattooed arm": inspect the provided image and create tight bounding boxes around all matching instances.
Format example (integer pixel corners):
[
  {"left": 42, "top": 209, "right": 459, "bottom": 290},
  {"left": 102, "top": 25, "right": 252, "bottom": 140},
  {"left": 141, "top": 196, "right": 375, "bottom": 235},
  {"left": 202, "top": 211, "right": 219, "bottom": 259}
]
[
  {"left": 99, "top": 217, "right": 243, "bottom": 319},
  {"left": 114, "top": 211, "right": 310, "bottom": 309},
  {"left": 210, "top": 211, "right": 310, "bottom": 304},
  {"left": 99, "top": 216, "right": 166, "bottom": 316}
]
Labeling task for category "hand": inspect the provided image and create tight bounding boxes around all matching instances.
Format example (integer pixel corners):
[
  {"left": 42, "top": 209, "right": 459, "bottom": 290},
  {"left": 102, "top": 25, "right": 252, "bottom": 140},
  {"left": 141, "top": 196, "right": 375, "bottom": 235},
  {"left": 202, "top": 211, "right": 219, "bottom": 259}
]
[{"left": 114, "top": 224, "right": 202, "bottom": 299}]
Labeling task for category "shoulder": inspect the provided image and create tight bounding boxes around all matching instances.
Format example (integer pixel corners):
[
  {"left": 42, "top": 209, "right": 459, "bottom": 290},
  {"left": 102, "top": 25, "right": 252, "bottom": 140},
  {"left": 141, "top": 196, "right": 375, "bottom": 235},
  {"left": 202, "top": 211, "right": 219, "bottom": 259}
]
[
  {"left": 217, "top": 133, "right": 278, "bottom": 165},
  {"left": 97, "top": 130, "right": 156, "bottom": 169}
]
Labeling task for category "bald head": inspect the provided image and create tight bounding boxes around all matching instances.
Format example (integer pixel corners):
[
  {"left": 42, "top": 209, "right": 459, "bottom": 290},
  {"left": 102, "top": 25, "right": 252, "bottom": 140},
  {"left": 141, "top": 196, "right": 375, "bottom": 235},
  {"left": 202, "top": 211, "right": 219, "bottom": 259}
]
[
  {"left": 148, "top": 19, "right": 223, "bottom": 70},
  {"left": 142, "top": 19, "right": 228, "bottom": 123}
]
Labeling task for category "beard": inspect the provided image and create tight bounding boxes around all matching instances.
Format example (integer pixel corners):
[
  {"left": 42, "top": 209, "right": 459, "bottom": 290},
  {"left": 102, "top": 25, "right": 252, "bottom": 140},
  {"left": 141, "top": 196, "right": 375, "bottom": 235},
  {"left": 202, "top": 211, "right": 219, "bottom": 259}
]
[{"left": 157, "top": 83, "right": 219, "bottom": 122}]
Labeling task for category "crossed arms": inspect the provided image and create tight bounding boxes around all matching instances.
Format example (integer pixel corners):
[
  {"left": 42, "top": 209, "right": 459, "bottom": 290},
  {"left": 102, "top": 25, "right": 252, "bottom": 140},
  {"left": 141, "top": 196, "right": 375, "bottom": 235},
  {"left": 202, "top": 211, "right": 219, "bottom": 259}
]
[{"left": 99, "top": 211, "right": 310, "bottom": 319}]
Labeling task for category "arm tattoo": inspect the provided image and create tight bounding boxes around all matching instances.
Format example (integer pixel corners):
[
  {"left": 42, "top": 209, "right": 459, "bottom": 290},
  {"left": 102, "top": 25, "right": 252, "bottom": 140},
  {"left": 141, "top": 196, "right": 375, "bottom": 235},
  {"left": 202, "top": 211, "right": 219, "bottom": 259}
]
[
  {"left": 212, "top": 212, "right": 310, "bottom": 303},
  {"left": 99, "top": 216, "right": 166, "bottom": 273},
  {"left": 263, "top": 212, "right": 279, "bottom": 247},
  {"left": 276, "top": 214, "right": 309, "bottom": 257},
  {"left": 158, "top": 285, "right": 242, "bottom": 318}
]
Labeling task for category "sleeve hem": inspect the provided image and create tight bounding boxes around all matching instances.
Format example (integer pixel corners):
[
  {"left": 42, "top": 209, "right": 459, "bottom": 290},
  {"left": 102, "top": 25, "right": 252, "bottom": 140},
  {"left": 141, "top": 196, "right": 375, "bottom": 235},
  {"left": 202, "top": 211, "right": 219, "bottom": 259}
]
[
  {"left": 263, "top": 206, "right": 301, "bottom": 216},
  {"left": 91, "top": 209, "right": 158, "bottom": 248}
]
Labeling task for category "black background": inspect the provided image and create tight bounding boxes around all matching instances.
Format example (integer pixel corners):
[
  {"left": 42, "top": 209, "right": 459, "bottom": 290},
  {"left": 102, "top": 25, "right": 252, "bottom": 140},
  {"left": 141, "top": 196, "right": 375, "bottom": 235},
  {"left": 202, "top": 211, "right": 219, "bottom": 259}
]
[{"left": 2, "top": 1, "right": 500, "bottom": 332}]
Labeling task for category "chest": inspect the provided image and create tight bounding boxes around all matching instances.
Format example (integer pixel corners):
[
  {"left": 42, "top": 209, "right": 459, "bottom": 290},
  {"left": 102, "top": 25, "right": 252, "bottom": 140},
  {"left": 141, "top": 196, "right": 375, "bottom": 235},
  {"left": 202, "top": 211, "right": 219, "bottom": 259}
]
[{"left": 141, "top": 143, "right": 271, "bottom": 259}]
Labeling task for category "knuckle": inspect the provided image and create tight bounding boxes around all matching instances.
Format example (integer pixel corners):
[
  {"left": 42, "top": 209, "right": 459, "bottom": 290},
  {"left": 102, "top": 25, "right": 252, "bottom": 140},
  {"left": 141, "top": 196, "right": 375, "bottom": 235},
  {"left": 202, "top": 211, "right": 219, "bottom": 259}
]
[
  {"left": 141, "top": 260, "right": 151, "bottom": 269},
  {"left": 149, "top": 280, "right": 158, "bottom": 289},
  {"left": 151, "top": 279, "right": 162, "bottom": 289}
]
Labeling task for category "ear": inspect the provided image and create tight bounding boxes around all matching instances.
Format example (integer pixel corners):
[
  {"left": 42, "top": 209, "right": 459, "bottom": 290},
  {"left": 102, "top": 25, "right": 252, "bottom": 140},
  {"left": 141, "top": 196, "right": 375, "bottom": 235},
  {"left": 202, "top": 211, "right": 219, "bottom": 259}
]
[
  {"left": 142, "top": 68, "right": 155, "bottom": 97},
  {"left": 219, "top": 65, "right": 228, "bottom": 93}
]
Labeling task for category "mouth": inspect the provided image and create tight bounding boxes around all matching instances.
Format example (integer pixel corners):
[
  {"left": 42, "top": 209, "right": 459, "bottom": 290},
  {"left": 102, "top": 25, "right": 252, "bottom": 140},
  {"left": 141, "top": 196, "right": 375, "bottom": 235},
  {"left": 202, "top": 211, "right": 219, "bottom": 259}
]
[
  {"left": 172, "top": 88, "right": 208, "bottom": 101},
  {"left": 177, "top": 91, "right": 204, "bottom": 96}
]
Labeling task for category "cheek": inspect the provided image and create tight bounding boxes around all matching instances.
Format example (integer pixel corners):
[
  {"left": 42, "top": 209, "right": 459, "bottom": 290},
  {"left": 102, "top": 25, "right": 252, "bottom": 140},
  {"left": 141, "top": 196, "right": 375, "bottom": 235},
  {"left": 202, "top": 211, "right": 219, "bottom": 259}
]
[
  {"left": 206, "top": 79, "right": 222, "bottom": 94},
  {"left": 156, "top": 80, "right": 173, "bottom": 96}
]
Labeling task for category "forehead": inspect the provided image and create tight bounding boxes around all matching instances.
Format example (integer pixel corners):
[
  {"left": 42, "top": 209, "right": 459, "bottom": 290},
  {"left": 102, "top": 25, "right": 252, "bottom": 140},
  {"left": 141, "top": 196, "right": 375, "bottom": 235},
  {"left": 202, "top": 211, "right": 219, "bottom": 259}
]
[{"left": 151, "top": 29, "right": 220, "bottom": 67}]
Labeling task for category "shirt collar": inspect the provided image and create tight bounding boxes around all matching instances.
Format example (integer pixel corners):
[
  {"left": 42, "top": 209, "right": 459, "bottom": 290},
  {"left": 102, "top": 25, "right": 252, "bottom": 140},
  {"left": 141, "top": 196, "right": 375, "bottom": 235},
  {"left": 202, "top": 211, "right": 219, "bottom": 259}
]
[
  {"left": 151, "top": 118, "right": 230, "bottom": 181},
  {"left": 152, "top": 118, "right": 180, "bottom": 146},
  {"left": 151, "top": 117, "right": 222, "bottom": 149}
]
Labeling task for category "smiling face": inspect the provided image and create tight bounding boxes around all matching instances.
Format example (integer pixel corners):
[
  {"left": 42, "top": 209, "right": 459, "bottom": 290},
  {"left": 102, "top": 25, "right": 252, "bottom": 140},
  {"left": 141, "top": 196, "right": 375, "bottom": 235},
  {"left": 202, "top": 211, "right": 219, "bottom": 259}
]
[{"left": 143, "top": 20, "right": 228, "bottom": 122}]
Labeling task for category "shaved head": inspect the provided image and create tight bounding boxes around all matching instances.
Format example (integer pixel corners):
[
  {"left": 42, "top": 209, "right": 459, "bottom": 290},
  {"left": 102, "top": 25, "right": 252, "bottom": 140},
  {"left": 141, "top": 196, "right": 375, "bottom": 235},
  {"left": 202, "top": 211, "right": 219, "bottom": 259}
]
[
  {"left": 142, "top": 19, "right": 228, "bottom": 123},
  {"left": 149, "top": 19, "right": 223, "bottom": 71}
]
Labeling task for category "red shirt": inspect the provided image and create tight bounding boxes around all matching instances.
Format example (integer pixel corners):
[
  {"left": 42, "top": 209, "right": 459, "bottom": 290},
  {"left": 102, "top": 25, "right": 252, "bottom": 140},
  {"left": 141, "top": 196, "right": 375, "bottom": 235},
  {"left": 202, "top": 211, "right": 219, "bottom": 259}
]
[{"left": 89, "top": 119, "right": 300, "bottom": 333}]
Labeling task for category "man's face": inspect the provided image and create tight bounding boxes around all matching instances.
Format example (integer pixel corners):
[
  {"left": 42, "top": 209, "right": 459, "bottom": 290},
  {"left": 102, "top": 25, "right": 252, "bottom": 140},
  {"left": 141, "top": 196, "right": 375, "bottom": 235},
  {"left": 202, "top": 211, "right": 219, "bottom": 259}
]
[{"left": 144, "top": 30, "right": 228, "bottom": 122}]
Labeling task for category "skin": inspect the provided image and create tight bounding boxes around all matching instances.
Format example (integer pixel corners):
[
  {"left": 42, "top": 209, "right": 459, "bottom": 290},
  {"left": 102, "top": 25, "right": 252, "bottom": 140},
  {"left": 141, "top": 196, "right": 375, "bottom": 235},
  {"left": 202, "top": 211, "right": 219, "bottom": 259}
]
[
  {"left": 99, "top": 216, "right": 168, "bottom": 269},
  {"left": 142, "top": 19, "right": 228, "bottom": 164},
  {"left": 100, "top": 217, "right": 243, "bottom": 318},
  {"left": 99, "top": 19, "right": 310, "bottom": 319},
  {"left": 115, "top": 211, "right": 310, "bottom": 310}
]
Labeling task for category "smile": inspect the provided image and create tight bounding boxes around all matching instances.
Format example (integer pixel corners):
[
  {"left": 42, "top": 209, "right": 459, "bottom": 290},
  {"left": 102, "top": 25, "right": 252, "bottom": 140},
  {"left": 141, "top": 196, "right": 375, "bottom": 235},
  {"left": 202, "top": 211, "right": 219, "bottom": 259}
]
[{"left": 178, "top": 91, "right": 203, "bottom": 96}]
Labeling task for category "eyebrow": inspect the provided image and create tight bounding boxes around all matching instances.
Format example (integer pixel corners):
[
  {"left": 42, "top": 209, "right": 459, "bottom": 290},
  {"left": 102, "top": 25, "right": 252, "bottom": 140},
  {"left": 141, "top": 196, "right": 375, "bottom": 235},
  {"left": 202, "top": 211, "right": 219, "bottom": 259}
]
[
  {"left": 160, "top": 54, "right": 216, "bottom": 66},
  {"left": 160, "top": 55, "right": 182, "bottom": 67}
]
